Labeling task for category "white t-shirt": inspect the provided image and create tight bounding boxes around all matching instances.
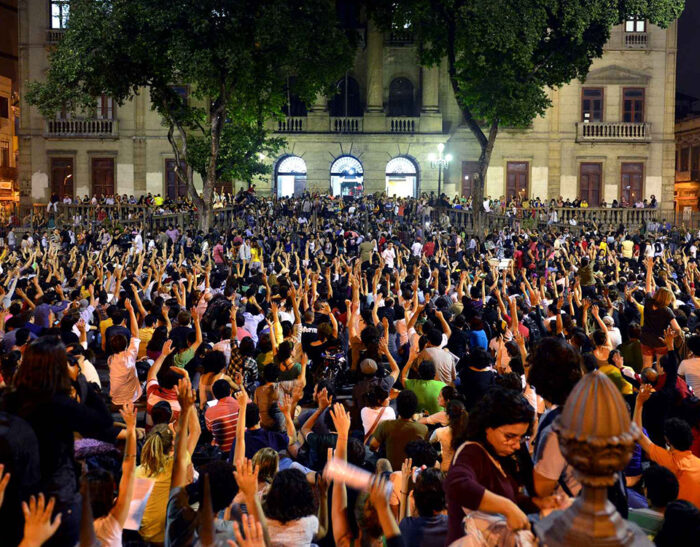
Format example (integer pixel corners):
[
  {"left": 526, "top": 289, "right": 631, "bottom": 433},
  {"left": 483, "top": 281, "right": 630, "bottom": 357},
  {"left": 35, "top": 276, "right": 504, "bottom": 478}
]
[
  {"left": 381, "top": 247, "right": 396, "bottom": 269},
  {"left": 431, "top": 426, "right": 453, "bottom": 472},
  {"left": 267, "top": 515, "right": 319, "bottom": 547},
  {"left": 533, "top": 423, "right": 581, "bottom": 497},
  {"left": 94, "top": 514, "right": 122, "bottom": 547},
  {"left": 361, "top": 405, "right": 396, "bottom": 435},
  {"left": 679, "top": 357, "right": 700, "bottom": 395}
]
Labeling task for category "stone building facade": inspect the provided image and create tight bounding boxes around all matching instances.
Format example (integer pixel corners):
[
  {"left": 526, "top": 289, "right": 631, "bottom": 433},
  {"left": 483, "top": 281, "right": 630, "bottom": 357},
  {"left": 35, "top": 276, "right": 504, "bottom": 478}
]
[
  {"left": 675, "top": 116, "right": 700, "bottom": 212},
  {"left": 18, "top": 1, "right": 677, "bottom": 215}
]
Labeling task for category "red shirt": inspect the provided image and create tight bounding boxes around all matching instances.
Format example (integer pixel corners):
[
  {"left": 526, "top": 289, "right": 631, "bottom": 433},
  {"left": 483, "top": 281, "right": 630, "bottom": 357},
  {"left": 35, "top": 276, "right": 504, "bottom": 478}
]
[
  {"left": 423, "top": 241, "right": 435, "bottom": 257},
  {"left": 204, "top": 396, "right": 239, "bottom": 453},
  {"left": 146, "top": 379, "right": 181, "bottom": 422}
]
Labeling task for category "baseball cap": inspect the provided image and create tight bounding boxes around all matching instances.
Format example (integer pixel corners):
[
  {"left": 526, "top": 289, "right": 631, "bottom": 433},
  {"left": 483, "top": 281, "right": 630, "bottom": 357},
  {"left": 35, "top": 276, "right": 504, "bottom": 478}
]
[{"left": 360, "top": 358, "right": 378, "bottom": 375}]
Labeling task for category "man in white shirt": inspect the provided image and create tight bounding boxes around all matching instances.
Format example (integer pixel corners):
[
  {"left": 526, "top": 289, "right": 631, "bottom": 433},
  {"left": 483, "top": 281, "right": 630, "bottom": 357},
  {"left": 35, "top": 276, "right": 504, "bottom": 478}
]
[
  {"left": 679, "top": 336, "right": 700, "bottom": 395},
  {"left": 603, "top": 316, "right": 622, "bottom": 349},
  {"left": 381, "top": 242, "right": 396, "bottom": 270},
  {"left": 411, "top": 238, "right": 423, "bottom": 258}
]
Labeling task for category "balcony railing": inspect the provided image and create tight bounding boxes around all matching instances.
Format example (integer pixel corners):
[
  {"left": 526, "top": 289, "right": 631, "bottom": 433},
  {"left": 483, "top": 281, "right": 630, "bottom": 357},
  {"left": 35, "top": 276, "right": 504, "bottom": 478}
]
[
  {"left": 386, "top": 28, "right": 414, "bottom": 45},
  {"left": 277, "top": 117, "right": 305, "bottom": 133},
  {"left": 45, "top": 118, "right": 119, "bottom": 138},
  {"left": 576, "top": 121, "right": 651, "bottom": 143},
  {"left": 46, "top": 29, "right": 65, "bottom": 44},
  {"left": 330, "top": 117, "right": 363, "bottom": 133},
  {"left": 387, "top": 117, "right": 418, "bottom": 133},
  {"left": 624, "top": 32, "right": 648, "bottom": 49}
]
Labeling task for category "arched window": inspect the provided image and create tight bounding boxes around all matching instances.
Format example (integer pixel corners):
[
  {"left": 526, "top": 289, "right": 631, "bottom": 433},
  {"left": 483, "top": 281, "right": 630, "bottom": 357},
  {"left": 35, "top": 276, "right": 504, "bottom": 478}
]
[
  {"left": 386, "top": 156, "right": 418, "bottom": 198},
  {"left": 328, "top": 76, "right": 363, "bottom": 117},
  {"left": 330, "top": 155, "right": 364, "bottom": 197},
  {"left": 276, "top": 155, "right": 307, "bottom": 198},
  {"left": 282, "top": 77, "right": 307, "bottom": 117},
  {"left": 388, "top": 78, "right": 415, "bottom": 117}
]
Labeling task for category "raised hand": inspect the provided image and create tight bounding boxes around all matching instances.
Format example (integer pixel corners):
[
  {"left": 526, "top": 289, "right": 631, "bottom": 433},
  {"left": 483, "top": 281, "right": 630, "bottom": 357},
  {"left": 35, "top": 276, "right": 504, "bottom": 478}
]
[
  {"left": 228, "top": 513, "right": 265, "bottom": 547},
  {"left": 329, "top": 402, "right": 350, "bottom": 438},
  {"left": 20, "top": 494, "right": 62, "bottom": 547},
  {"left": 120, "top": 402, "right": 137, "bottom": 432}
]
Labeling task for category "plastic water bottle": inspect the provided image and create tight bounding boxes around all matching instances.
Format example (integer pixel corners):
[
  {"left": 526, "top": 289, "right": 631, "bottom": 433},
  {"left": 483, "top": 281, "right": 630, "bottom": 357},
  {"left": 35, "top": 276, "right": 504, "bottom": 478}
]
[{"left": 323, "top": 458, "right": 393, "bottom": 497}]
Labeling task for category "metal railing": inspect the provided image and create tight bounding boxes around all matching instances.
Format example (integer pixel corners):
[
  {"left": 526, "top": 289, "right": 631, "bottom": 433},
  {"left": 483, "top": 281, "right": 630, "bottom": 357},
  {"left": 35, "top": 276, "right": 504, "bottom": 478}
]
[
  {"left": 576, "top": 121, "right": 651, "bottom": 143},
  {"left": 45, "top": 118, "right": 119, "bottom": 138},
  {"left": 433, "top": 206, "right": 661, "bottom": 233},
  {"left": 29, "top": 203, "right": 239, "bottom": 232},
  {"left": 624, "top": 33, "right": 648, "bottom": 48}
]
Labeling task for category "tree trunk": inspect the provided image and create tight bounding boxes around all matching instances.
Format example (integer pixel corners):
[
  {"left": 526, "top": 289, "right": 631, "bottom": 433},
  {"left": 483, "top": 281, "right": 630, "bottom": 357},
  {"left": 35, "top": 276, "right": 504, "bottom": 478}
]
[
  {"left": 200, "top": 102, "right": 225, "bottom": 232},
  {"left": 472, "top": 121, "right": 499, "bottom": 234}
]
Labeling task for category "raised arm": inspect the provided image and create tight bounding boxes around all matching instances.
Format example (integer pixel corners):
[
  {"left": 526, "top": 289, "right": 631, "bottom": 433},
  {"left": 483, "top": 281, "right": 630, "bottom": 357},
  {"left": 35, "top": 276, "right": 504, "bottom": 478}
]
[
  {"left": 171, "top": 377, "right": 195, "bottom": 490},
  {"left": 110, "top": 403, "right": 137, "bottom": 527}
]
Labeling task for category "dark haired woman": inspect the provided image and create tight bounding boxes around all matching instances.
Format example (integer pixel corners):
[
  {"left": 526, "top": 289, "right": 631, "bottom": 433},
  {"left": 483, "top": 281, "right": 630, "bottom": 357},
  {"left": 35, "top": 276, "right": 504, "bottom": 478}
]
[
  {"left": 431, "top": 399, "right": 468, "bottom": 472},
  {"left": 264, "top": 468, "right": 328, "bottom": 546},
  {"left": 444, "top": 387, "right": 537, "bottom": 542},
  {"left": 3, "top": 336, "right": 113, "bottom": 546}
]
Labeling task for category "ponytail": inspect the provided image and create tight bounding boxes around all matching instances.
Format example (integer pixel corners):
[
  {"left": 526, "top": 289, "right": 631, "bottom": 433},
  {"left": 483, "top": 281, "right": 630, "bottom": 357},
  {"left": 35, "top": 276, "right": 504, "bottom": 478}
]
[{"left": 141, "top": 424, "right": 174, "bottom": 477}]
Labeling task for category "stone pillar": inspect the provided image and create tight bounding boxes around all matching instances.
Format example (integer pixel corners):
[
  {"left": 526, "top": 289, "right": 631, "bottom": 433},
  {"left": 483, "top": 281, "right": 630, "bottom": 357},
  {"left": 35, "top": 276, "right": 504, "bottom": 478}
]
[
  {"left": 309, "top": 92, "right": 327, "bottom": 113},
  {"left": 421, "top": 65, "right": 439, "bottom": 113},
  {"left": 420, "top": 63, "right": 442, "bottom": 132},
  {"left": 307, "top": 92, "right": 329, "bottom": 132},
  {"left": 365, "top": 21, "right": 384, "bottom": 113}
]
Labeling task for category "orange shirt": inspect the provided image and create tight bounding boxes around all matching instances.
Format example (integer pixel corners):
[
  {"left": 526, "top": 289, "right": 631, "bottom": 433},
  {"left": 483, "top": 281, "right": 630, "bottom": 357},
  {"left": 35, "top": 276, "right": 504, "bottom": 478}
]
[{"left": 648, "top": 444, "right": 700, "bottom": 508}]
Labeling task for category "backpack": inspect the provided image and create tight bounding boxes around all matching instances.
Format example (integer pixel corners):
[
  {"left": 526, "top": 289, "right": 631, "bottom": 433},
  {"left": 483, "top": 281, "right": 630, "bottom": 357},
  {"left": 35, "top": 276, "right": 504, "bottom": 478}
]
[{"left": 523, "top": 313, "right": 542, "bottom": 345}]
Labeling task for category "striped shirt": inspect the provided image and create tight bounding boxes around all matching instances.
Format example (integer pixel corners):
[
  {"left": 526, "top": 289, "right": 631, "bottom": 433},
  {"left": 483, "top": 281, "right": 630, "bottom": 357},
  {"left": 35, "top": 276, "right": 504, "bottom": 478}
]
[{"left": 204, "top": 396, "right": 239, "bottom": 453}]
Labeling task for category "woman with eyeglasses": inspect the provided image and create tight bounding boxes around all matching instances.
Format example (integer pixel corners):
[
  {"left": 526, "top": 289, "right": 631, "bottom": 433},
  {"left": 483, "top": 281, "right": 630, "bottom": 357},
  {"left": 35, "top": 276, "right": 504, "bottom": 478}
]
[{"left": 444, "top": 387, "right": 537, "bottom": 543}]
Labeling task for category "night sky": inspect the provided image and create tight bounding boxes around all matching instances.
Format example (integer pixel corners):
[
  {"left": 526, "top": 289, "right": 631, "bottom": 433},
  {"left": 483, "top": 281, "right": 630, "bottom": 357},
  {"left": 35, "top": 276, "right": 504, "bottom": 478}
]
[{"left": 677, "top": 0, "right": 700, "bottom": 99}]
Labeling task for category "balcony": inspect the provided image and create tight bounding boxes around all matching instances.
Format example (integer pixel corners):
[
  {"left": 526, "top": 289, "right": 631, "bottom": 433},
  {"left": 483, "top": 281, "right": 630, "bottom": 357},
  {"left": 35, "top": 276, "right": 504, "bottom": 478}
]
[
  {"left": 387, "top": 117, "right": 418, "bottom": 133},
  {"left": 576, "top": 121, "right": 651, "bottom": 143},
  {"left": 277, "top": 117, "right": 305, "bottom": 133},
  {"left": 45, "top": 118, "right": 119, "bottom": 138},
  {"left": 386, "top": 28, "right": 414, "bottom": 46},
  {"left": 624, "top": 32, "right": 648, "bottom": 49},
  {"left": 330, "top": 117, "right": 363, "bottom": 133},
  {"left": 46, "top": 28, "right": 65, "bottom": 44}
]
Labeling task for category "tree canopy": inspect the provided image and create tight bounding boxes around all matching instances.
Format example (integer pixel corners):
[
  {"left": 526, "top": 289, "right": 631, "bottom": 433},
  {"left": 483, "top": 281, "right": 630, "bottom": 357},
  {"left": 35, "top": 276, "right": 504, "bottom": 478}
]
[{"left": 28, "top": 0, "right": 355, "bottom": 226}]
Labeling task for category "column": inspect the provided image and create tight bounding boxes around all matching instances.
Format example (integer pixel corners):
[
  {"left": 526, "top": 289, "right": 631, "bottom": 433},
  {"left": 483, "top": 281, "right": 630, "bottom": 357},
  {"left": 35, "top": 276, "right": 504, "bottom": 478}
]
[
  {"left": 306, "top": 92, "right": 329, "bottom": 132},
  {"left": 365, "top": 21, "right": 384, "bottom": 113},
  {"left": 421, "top": 65, "right": 439, "bottom": 113}
]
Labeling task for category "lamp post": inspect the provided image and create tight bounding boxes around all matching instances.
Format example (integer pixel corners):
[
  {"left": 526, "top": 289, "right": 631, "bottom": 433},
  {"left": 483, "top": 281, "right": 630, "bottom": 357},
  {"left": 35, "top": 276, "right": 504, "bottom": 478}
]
[{"left": 428, "top": 143, "right": 452, "bottom": 199}]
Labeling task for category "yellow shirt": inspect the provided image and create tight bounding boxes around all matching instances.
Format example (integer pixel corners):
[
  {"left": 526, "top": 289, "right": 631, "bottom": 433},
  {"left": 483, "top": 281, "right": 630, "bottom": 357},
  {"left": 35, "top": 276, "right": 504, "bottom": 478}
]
[
  {"left": 136, "top": 452, "right": 191, "bottom": 543},
  {"left": 100, "top": 318, "right": 113, "bottom": 342},
  {"left": 250, "top": 247, "right": 262, "bottom": 263},
  {"left": 138, "top": 327, "right": 155, "bottom": 358}
]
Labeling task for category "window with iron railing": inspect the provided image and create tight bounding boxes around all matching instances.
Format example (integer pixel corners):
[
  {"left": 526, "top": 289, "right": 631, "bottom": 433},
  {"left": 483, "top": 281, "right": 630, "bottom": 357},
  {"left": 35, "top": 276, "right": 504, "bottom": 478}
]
[{"left": 625, "top": 16, "right": 646, "bottom": 33}]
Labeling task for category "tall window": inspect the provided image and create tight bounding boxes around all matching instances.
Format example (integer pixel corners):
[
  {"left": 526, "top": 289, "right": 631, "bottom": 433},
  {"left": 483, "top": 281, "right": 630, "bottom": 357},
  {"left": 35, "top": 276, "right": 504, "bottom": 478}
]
[
  {"left": 51, "top": 0, "right": 70, "bottom": 29},
  {"left": 680, "top": 147, "right": 690, "bottom": 172},
  {"left": 621, "top": 163, "right": 643, "bottom": 205},
  {"left": 328, "top": 76, "right": 362, "bottom": 117},
  {"left": 0, "top": 141, "right": 9, "bottom": 167},
  {"left": 96, "top": 95, "right": 113, "bottom": 120},
  {"left": 282, "top": 77, "right": 307, "bottom": 117},
  {"left": 625, "top": 16, "right": 646, "bottom": 33},
  {"left": 92, "top": 158, "right": 115, "bottom": 197},
  {"left": 388, "top": 78, "right": 415, "bottom": 117},
  {"left": 623, "top": 88, "right": 645, "bottom": 123},
  {"left": 581, "top": 88, "right": 604, "bottom": 122},
  {"left": 0, "top": 97, "right": 8, "bottom": 119},
  {"left": 506, "top": 162, "right": 529, "bottom": 200},
  {"left": 579, "top": 163, "right": 602, "bottom": 206}
]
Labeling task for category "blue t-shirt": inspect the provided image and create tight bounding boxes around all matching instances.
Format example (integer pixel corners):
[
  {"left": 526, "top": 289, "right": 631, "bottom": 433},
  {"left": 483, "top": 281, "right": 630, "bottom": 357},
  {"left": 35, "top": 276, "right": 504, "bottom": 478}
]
[
  {"left": 230, "top": 428, "right": 289, "bottom": 461},
  {"left": 468, "top": 329, "right": 488, "bottom": 350},
  {"left": 399, "top": 515, "right": 448, "bottom": 547}
]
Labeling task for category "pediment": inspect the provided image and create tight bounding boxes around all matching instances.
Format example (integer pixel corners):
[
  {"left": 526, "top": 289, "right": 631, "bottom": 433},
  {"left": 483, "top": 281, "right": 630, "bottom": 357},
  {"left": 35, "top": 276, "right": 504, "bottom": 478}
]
[{"left": 584, "top": 65, "right": 650, "bottom": 85}]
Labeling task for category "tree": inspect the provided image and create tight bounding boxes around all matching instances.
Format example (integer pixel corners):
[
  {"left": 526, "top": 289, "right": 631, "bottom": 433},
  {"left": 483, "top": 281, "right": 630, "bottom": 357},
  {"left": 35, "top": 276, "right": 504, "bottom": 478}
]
[
  {"left": 27, "top": 0, "right": 354, "bottom": 230},
  {"left": 370, "top": 0, "right": 684, "bottom": 229}
]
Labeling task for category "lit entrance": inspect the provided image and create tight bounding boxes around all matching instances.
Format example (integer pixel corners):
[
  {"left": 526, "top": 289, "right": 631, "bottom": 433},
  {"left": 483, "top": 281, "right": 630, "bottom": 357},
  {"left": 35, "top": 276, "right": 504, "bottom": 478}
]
[
  {"left": 330, "top": 155, "right": 364, "bottom": 197},
  {"left": 276, "top": 155, "right": 307, "bottom": 198},
  {"left": 385, "top": 156, "right": 418, "bottom": 198}
]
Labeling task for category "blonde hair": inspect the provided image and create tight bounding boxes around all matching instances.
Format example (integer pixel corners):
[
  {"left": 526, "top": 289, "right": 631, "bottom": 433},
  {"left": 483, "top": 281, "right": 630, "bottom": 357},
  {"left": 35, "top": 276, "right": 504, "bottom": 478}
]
[
  {"left": 140, "top": 424, "right": 174, "bottom": 477},
  {"left": 653, "top": 287, "right": 674, "bottom": 308},
  {"left": 252, "top": 447, "right": 279, "bottom": 484}
]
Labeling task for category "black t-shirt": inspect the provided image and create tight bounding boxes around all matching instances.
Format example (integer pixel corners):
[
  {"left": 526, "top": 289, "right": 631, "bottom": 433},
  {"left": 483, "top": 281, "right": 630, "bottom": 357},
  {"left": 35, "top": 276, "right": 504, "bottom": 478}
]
[
  {"left": 300, "top": 322, "right": 318, "bottom": 353},
  {"left": 458, "top": 367, "right": 496, "bottom": 411},
  {"left": 640, "top": 296, "right": 674, "bottom": 348}
]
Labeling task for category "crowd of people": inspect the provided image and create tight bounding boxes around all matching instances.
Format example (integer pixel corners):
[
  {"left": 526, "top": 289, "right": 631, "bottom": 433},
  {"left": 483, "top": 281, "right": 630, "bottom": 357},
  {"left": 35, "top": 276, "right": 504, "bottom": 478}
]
[{"left": 0, "top": 190, "right": 698, "bottom": 547}]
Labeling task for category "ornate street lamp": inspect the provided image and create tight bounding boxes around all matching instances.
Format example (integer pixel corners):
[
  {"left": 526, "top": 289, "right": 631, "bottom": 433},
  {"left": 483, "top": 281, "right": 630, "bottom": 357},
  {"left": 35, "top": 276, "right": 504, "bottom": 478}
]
[{"left": 428, "top": 143, "right": 452, "bottom": 198}]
